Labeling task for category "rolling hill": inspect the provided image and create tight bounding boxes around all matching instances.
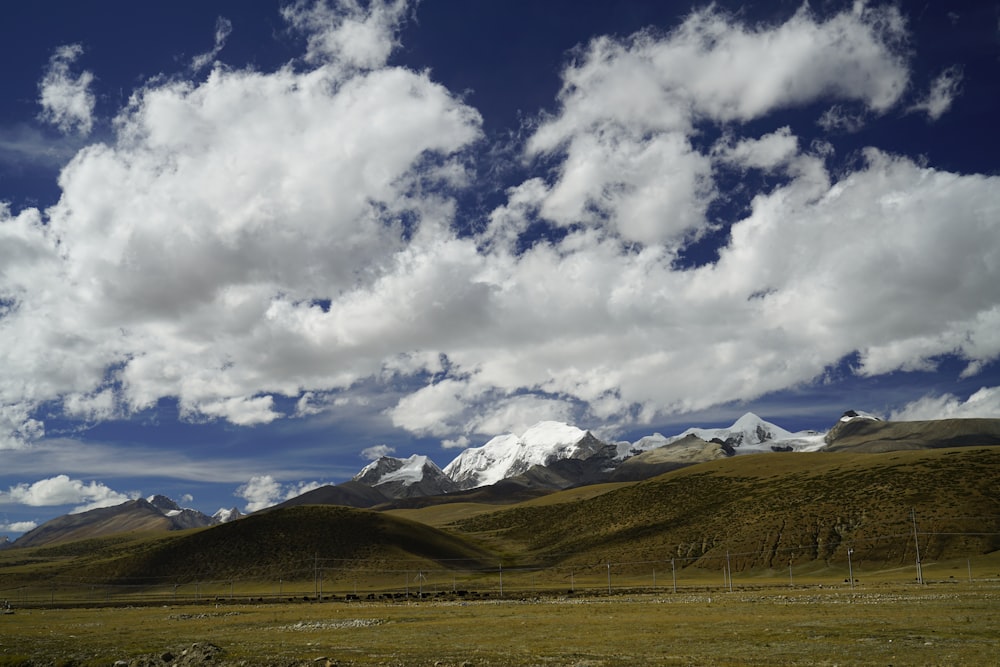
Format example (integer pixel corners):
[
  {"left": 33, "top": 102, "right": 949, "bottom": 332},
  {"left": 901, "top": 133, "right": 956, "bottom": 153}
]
[
  {"left": 0, "top": 505, "right": 499, "bottom": 588},
  {"left": 449, "top": 446, "right": 1000, "bottom": 571}
]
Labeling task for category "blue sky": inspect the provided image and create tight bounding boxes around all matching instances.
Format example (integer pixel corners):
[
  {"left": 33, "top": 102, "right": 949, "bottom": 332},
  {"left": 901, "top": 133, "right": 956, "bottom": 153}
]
[{"left": 2, "top": 0, "right": 999, "bottom": 536}]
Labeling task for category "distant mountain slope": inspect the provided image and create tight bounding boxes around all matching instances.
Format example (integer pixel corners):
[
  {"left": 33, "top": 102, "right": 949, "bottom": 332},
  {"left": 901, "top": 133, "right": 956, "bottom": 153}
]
[
  {"left": 273, "top": 481, "right": 389, "bottom": 510},
  {"left": 14, "top": 496, "right": 223, "bottom": 549},
  {"left": 610, "top": 434, "right": 729, "bottom": 481},
  {"left": 14, "top": 499, "right": 174, "bottom": 548},
  {"left": 453, "top": 447, "right": 1000, "bottom": 569},
  {"left": 824, "top": 417, "right": 1000, "bottom": 452}
]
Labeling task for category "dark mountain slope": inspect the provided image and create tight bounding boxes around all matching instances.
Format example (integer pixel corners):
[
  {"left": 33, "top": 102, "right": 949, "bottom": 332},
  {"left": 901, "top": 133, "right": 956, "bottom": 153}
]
[
  {"left": 273, "top": 481, "right": 389, "bottom": 509},
  {"left": 81, "top": 505, "right": 497, "bottom": 584}
]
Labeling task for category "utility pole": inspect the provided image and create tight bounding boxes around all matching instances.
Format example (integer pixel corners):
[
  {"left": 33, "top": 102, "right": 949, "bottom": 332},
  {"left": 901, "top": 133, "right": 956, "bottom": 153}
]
[
  {"left": 498, "top": 562, "right": 503, "bottom": 598},
  {"left": 671, "top": 558, "right": 677, "bottom": 594},
  {"left": 911, "top": 508, "right": 924, "bottom": 585},
  {"left": 726, "top": 551, "right": 733, "bottom": 593},
  {"left": 847, "top": 548, "right": 855, "bottom": 590}
]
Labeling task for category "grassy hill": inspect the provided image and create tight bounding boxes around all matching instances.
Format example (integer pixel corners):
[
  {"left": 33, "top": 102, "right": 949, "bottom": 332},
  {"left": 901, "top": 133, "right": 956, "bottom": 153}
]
[
  {"left": 2, "top": 447, "right": 998, "bottom": 594},
  {"left": 0, "top": 505, "right": 499, "bottom": 590},
  {"left": 449, "top": 447, "right": 1000, "bottom": 572}
]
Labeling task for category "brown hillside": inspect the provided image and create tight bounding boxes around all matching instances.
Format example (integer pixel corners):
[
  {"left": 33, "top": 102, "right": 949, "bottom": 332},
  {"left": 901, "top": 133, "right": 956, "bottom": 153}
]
[
  {"left": 824, "top": 417, "right": 1000, "bottom": 452},
  {"left": 13, "top": 499, "right": 172, "bottom": 548},
  {"left": 451, "top": 447, "right": 1000, "bottom": 572}
]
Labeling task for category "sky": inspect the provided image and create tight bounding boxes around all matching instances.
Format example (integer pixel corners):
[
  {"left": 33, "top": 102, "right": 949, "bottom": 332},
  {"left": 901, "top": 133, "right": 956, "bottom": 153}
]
[{"left": 1, "top": 0, "right": 999, "bottom": 537}]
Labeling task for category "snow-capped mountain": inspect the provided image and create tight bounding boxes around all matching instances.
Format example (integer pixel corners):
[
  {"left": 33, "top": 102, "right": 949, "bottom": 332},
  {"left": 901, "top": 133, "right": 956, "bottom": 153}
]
[
  {"left": 353, "top": 454, "right": 458, "bottom": 498},
  {"left": 443, "top": 421, "right": 611, "bottom": 490},
  {"left": 630, "top": 412, "right": 826, "bottom": 455},
  {"left": 344, "top": 414, "right": 830, "bottom": 500},
  {"left": 213, "top": 507, "right": 244, "bottom": 523},
  {"left": 146, "top": 494, "right": 218, "bottom": 529}
]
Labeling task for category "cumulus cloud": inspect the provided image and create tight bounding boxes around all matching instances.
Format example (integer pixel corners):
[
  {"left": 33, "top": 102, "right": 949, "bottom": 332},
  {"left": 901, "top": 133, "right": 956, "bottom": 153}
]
[
  {"left": 0, "top": 475, "right": 133, "bottom": 513},
  {"left": 890, "top": 386, "right": 1000, "bottom": 421},
  {"left": 37, "top": 44, "right": 96, "bottom": 136},
  {"left": 281, "top": 0, "right": 409, "bottom": 69},
  {"left": 1, "top": 520, "right": 38, "bottom": 533},
  {"left": 909, "top": 65, "right": 963, "bottom": 121},
  {"left": 521, "top": 2, "right": 908, "bottom": 246},
  {"left": 713, "top": 127, "right": 799, "bottom": 171},
  {"left": 361, "top": 444, "right": 395, "bottom": 460},
  {"left": 235, "top": 474, "right": 324, "bottom": 512},
  {"left": 0, "top": 2, "right": 482, "bottom": 443},
  {"left": 1, "top": 2, "right": 998, "bottom": 454}
]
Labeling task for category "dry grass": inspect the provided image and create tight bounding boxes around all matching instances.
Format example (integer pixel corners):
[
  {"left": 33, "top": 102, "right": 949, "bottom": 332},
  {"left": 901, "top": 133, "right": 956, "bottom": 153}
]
[{"left": 1, "top": 577, "right": 998, "bottom": 666}]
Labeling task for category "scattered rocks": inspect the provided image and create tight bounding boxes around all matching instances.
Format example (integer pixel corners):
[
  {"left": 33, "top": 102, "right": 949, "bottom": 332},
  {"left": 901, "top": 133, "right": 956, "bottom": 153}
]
[
  {"left": 279, "top": 618, "right": 385, "bottom": 631},
  {"left": 121, "top": 642, "right": 224, "bottom": 666}
]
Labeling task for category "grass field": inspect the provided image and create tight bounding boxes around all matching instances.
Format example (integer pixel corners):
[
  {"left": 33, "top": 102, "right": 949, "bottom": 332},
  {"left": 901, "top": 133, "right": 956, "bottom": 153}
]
[
  {"left": 2, "top": 557, "right": 999, "bottom": 666},
  {"left": 1, "top": 585, "right": 997, "bottom": 666}
]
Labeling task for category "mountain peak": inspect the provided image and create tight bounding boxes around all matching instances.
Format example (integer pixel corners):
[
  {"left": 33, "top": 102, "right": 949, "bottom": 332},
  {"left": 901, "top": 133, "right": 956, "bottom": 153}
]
[
  {"left": 731, "top": 412, "right": 764, "bottom": 428},
  {"left": 443, "top": 421, "right": 606, "bottom": 490},
  {"left": 352, "top": 454, "right": 456, "bottom": 499},
  {"left": 147, "top": 494, "right": 181, "bottom": 512}
]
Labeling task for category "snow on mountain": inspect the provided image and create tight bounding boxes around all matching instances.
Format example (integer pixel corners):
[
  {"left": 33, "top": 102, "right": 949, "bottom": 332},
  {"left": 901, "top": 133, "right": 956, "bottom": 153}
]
[
  {"left": 146, "top": 494, "right": 218, "bottom": 527},
  {"left": 631, "top": 412, "right": 824, "bottom": 454},
  {"left": 353, "top": 454, "right": 457, "bottom": 498},
  {"left": 839, "top": 409, "right": 882, "bottom": 423},
  {"left": 443, "top": 421, "right": 608, "bottom": 490},
  {"left": 213, "top": 507, "right": 244, "bottom": 523}
]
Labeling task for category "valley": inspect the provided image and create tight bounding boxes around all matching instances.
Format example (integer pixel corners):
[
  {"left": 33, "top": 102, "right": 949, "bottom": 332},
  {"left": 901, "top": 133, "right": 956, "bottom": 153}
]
[{"left": 2, "top": 416, "right": 998, "bottom": 664}]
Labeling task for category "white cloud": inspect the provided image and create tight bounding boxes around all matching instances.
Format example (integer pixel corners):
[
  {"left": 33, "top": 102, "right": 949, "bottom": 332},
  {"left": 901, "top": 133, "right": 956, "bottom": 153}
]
[
  {"left": 522, "top": 2, "right": 909, "bottom": 247},
  {"left": 465, "top": 395, "right": 577, "bottom": 439},
  {"left": 37, "top": 44, "right": 96, "bottom": 136},
  {"left": 441, "top": 435, "right": 469, "bottom": 451},
  {"left": 713, "top": 127, "right": 799, "bottom": 171},
  {"left": 0, "top": 475, "right": 133, "bottom": 513},
  {"left": 281, "top": 0, "right": 409, "bottom": 69},
  {"left": 1, "top": 3, "right": 999, "bottom": 451},
  {"left": 388, "top": 378, "right": 483, "bottom": 437},
  {"left": 191, "top": 16, "right": 233, "bottom": 71},
  {"left": 890, "top": 387, "right": 1000, "bottom": 421},
  {"left": 909, "top": 65, "right": 963, "bottom": 121},
  {"left": 1, "top": 520, "right": 38, "bottom": 533},
  {"left": 360, "top": 444, "right": 395, "bottom": 460},
  {"left": 0, "top": 5, "right": 482, "bottom": 442},
  {"left": 235, "top": 474, "right": 325, "bottom": 512}
]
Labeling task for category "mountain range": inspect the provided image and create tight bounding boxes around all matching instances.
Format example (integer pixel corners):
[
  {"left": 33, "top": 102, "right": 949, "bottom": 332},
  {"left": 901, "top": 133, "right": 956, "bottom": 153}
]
[{"left": 8, "top": 411, "right": 1000, "bottom": 549}]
